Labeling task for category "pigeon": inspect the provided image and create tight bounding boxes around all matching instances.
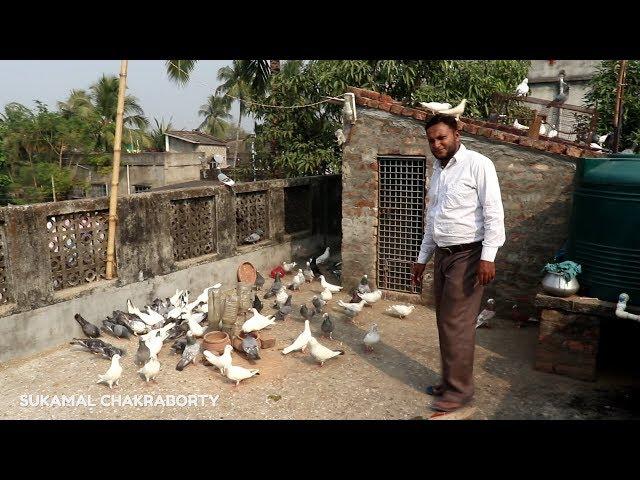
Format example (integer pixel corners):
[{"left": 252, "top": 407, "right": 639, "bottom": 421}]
[
  {"left": 312, "top": 296, "right": 326, "bottom": 314},
  {"left": 590, "top": 143, "right": 603, "bottom": 150},
  {"left": 320, "top": 288, "right": 333, "bottom": 301},
  {"left": 169, "top": 289, "right": 185, "bottom": 307},
  {"left": 166, "top": 322, "right": 188, "bottom": 341},
  {"left": 225, "top": 364, "right": 260, "bottom": 386},
  {"left": 138, "top": 354, "right": 161, "bottom": 382},
  {"left": 254, "top": 271, "right": 265, "bottom": 291},
  {"left": 170, "top": 337, "right": 187, "bottom": 355},
  {"left": 300, "top": 304, "right": 314, "bottom": 321},
  {"left": 102, "top": 319, "right": 131, "bottom": 339},
  {"left": 337, "top": 299, "right": 366, "bottom": 315},
  {"left": 242, "top": 308, "right": 276, "bottom": 333},
  {"left": 363, "top": 324, "right": 380, "bottom": 352},
  {"left": 244, "top": 232, "right": 261, "bottom": 244},
  {"left": 101, "top": 319, "right": 117, "bottom": 336},
  {"left": 264, "top": 272, "right": 283, "bottom": 299},
  {"left": 419, "top": 101, "right": 453, "bottom": 113},
  {"left": 546, "top": 79, "right": 569, "bottom": 107},
  {"left": 546, "top": 128, "right": 558, "bottom": 139},
  {"left": 316, "top": 247, "right": 330, "bottom": 265},
  {"left": 74, "top": 313, "right": 101, "bottom": 338},
  {"left": 195, "top": 283, "right": 222, "bottom": 305},
  {"left": 513, "top": 119, "right": 529, "bottom": 130},
  {"left": 349, "top": 290, "right": 361, "bottom": 304},
  {"left": 357, "top": 275, "right": 371, "bottom": 294},
  {"left": 141, "top": 322, "right": 176, "bottom": 343},
  {"left": 127, "top": 299, "right": 160, "bottom": 326},
  {"left": 202, "top": 344, "right": 233, "bottom": 374},
  {"left": 515, "top": 78, "right": 529, "bottom": 97},
  {"left": 307, "top": 337, "right": 345, "bottom": 367},
  {"left": 335, "top": 128, "right": 346, "bottom": 146},
  {"left": 241, "top": 333, "right": 261, "bottom": 360},
  {"left": 274, "top": 286, "right": 289, "bottom": 308},
  {"left": 135, "top": 337, "right": 151, "bottom": 366},
  {"left": 186, "top": 312, "right": 206, "bottom": 337},
  {"left": 321, "top": 313, "right": 335, "bottom": 339},
  {"left": 252, "top": 295, "right": 263, "bottom": 313},
  {"left": 386, "top": 304, "right": 415, "bottom": 319},
  {"left": 319, "top": 275, "right": 343, "bottom": 293},
  {"left": 144, "top": 330, "right": 163, "bottom": 356},
  {"left": 277, "top": 295, "right": 293, "bottom": 320},
  {"left": 357, "top": 290, "right": 383, "bottom": 305},
  {"left": 282, "top": 261, "right": 297, "bottom": 273},
  {"left": 282, "top": 320, "right": 312, "bottom": 355},
  {"left": 475, "top": 298, "right": 496, "bottom": 329},
  {"left": 598, "top": 133, "right": 612, "bottom": 147},
  {"left": 97, "top": 354, "right": 122, "bottom": 389},
  {"left": 303, "top": 262, "right": 315, "bottom": 283},
  {"left": 176, "top": 332, "right": 200, "bottom": 371},
  {"left": 216, "top": 168, "right": 235, "bottom": 186},
  {"left": 70, "top": 338, "right": 124, "bottom": 359},
  {"left": 112, "top": 310, "right": 147, "bottom": 335},
  {"left": 309, "top": 257, "right": 322, "bottom": 276},
  {"left": 438, "top": 99, "right": 467, "bottom": 120},
  {"left": 288, "top": 271, "right": 304, "bottom": 291}
]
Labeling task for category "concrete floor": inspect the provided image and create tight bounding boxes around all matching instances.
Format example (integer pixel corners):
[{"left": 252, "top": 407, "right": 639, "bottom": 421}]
[{"left": 1, "top": 275, "right": 638, "bottom": 420}]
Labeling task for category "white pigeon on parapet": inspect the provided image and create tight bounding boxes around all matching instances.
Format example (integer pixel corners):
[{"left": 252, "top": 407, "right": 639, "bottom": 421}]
[
  {"left": 437, "top": 99, "right": 467, "bottom": 120},
  {"left": 419, "top": 101, "right": 452, "bottom": 113},
  {"left": 513, "top": 119, "right": 529, "bottom": 130},
  {"left": 216, "top": 167, "right": 235, "bottom": 187}
]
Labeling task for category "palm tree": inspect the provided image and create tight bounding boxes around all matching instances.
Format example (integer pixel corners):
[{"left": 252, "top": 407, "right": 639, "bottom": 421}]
[
  {"left": 198, "top": 95, "right": 232, "bottom": 138},
  {"left": 148, "top": 118, "right": 173, "bottom": 151},
  {"left": 58, "top": 75, "right": 150, "bottom": 152}
]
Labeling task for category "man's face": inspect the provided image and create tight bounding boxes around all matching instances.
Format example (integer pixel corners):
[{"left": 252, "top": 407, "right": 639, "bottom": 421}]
[{"left": 426, "top": 123, "right": 460, "bottom": 161}]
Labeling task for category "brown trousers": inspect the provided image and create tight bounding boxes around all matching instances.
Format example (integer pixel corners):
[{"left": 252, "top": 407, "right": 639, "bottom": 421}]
[{"left": 433, "top": 244, "right": 484, "bottom": 403}]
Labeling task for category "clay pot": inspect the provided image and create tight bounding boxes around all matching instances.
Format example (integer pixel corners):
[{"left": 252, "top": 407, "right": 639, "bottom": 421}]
[{"left": 202, "top": 331, "right": 231, "bottom": 355}]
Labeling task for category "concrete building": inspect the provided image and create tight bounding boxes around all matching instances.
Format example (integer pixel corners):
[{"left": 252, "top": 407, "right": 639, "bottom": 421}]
[
  {"left": 527, "top": 60, "right": 602, "bottom": 107},
  {"left": 164, "top": 130, "right": 229, "bottom": 167}
]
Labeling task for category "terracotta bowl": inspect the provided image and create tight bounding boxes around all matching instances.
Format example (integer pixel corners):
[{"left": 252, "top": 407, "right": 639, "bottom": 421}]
[{"left": 202, "top": 331, "right": 231, "bottom": 355}]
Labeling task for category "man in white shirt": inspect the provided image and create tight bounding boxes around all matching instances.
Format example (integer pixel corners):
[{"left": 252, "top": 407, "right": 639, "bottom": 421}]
[{"left": 411, "top": 114, "right": 505, "bottom": 413}]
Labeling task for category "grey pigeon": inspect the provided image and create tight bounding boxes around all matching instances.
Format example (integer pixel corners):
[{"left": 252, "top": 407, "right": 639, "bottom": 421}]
[
  {"left": 312, "top": 296, "right": 326, "bottom": 314},
  {"left": 277, "top": 295, "right": 293, "bottom": 320},
  {"left": 303, "top": 262, "right": 315, "bottom": 283},
  {"left": 253, "top": 295, "right": 263, "bottom": 313},
  {"left": 170, "top": 337, "right": 187, "bottom": 354},
  {"left": 321, "top": 313, "right": 335, "bottom": 339},
  {"left": 135, "top": 338, "right": 151, "bottom": 367},
  {"left": 300, "top": 304, "right": 314, "bottom": 321},
  {"left": 254, "top": 272, "right": 265, "bottom": 291},
  {"left": 176, "top": 332, "right": 200, "bottom": 371},
  {"left": 357, "top": 275, "right": 371, "bottom": 294},
  {"left": 242, "top": 334, "right": 261, "bottom": 360},
  {"left": 70, "top": 338, "right": 124, "bottom": 359},
  {"left": 101, "top": 319, "right": 117, "bottom": 337},
  {"left": 244, "top": 232, "right": 261, "bottom": 244},
  {"left": 165, "top": 323, "right": 187, "bottom": 341},
  {"left": 74, "top": 313, "right": 101, "bottom": 338},
  {"left": 264, "top": 272, "right": 282, "bottom": 299},
  {"left": 112, "top": 324, "right": 131, "bottom": 339}
]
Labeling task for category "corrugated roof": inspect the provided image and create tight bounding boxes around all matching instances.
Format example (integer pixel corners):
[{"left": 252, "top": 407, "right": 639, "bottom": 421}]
[{"left": 166, "top": 130, "right": 227, "bottom": 146}]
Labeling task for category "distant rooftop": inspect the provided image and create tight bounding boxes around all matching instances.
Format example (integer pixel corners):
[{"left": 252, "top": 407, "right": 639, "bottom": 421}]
[{"left": 165, "top": 130, "right": 227, "bottom": 146}]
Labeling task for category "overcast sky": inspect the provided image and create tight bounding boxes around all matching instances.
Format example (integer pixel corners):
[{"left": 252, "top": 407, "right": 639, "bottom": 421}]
[{"left": 0, "top": 60, "right": 255, "bottom": 133}]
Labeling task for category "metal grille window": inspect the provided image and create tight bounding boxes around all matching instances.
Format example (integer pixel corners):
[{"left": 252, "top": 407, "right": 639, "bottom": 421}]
[
  {"left": 377, "top": 156, "right": 426, "bottom": 293},
  {"left": 90, "top": 183, "right": 108, "bottom": 197}
]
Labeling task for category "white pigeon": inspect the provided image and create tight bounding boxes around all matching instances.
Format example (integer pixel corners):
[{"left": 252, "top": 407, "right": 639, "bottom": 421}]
[
  {"left": 169, "top": 289, "right": 185, "bottom": 307},
  {"left": 282, "top": 261, "right": 297, "bottom": 273},
  {"left": 335, "top": 128, "right": 347, "bottom": 146},
  {"left": 141, "top": 322, "right": 176, "bottom": 342},
  {"left": 217, "top": 169, "right": 235, "bottom": 186},
  {"left": 598, "top": 133, "right": 610, "bottom": 146},
  {"left": 197, "top": 303, "right": 209, "bottom": 314},
  {"left": 288, "top": 273, "right": 304, "bottom": 291},
  {"left": 127, "top": 299, "right": 160, "bottom": 326},
  {"left": 145, "top": 306, "right": 165, "bottom": 325},
  {"left": 547, "top": 128, "right": 558, "bottom": 139},
  {"left": 303, "top": 262, "right": 315, "bottom": 282},
  {"left": 590, "top": 142, "right": 603, "bottom": 150},
  {"left": 275, "top": 286, "right": 289, "bottom": 308},
  {"left": 419, "top": 101, "right": 452, "bottom": 113},
  {"left": 438, "top": 99, "right": 467, "bottom": 120},
  {"left": 513, "top": 119, "right": 529, "bottom": 130},
  {"left": 316, "top": 247, "right": 330, "bottom": 264},
  {"left": 307, "top": 336, "right": 345, "bottom": 366},
  {"left": 282, "top": 320, "right": 312, "bottom": 355},
  {"left": 515, "top": 78, "right": 529, "bottom": 97},
  {"left": 138, "top": 354, "right": 160, "bottom": 382},
  {"left": 203, "top": 344, "right": 233, "bottom": 374},
  {"left": 196, "top": 283, "right": 222, "bottom": 305},
  {"left": 144, "top": 330, "right": 164, "bottom": 356},
  {"left": 337, "top": 299, "right": 366, "bottom": 315},
  {"left": 225, "top": 364, "right": 260, "bottom": 386},
  {"left": 186, "top": 313, "right": 206, "bottom": 337},
  {"left": 97, "top": 354, "right": 123, "bottom": 389},
  {"left": 242, "top": 308, "right": 276, "bottom": 333},
  {"left": 294, "top": 269, "right": 305, "bottom": 284},
  {"left": 320, "top": 288, "right": 333, "bottom": 301},
  {"left": 363, "top": 324, "right": 380, "bottom": 352},
  {"left": 386, "top": 304, "right": 415, "bottom": 319},
  {"left": 357, "top": 289, "right": 383, "bottom": 305},
  {"left": 319, "top": 275, "right": 343, "bottom": 293}
]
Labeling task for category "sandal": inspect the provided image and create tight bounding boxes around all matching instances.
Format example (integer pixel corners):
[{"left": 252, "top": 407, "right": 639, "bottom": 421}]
[
  {"left": 425, "top": 384, "right": 445, "bottom": 396},
  {"left": 430, "top": 399, "right": 468, "bottom": 412}
]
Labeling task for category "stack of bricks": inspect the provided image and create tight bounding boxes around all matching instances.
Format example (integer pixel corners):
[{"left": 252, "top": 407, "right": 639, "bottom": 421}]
[{"left": 535, "top": 307, "right": 600, "bottom": 381}]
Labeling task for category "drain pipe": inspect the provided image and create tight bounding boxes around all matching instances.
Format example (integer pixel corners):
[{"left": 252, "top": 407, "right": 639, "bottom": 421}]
[{"left": 615, "top": 293, "right": 640, "bottom": 322}]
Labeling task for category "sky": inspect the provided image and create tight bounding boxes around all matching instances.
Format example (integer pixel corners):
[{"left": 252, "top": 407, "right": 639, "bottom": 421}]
[{"left": 0, "top": 60, "right": 255, "bottom": 133}]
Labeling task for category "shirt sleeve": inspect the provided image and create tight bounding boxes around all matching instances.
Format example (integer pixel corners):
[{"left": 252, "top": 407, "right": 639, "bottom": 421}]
[
  {"left": 417, "top": 195, "right": 436, "bottom": 264},
  {"left": 476, "top": 158, "right": 505, "bottom": 262}
]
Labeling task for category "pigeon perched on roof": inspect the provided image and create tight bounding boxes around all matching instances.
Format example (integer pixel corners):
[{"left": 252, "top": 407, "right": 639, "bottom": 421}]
[
  {"left": 419, "top": 101, "right": 452, "bottom": 113},
  {"left": 216, "top": 167, "right": 235, "bottom": 187},
  {"left": 437, "top": 99, "right": 467, "bottom": 120}
]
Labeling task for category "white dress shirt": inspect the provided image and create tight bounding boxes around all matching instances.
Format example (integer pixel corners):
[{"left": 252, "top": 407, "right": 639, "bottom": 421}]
[{"left": 417, "top": 143, "right": 505, "bottom": 264}]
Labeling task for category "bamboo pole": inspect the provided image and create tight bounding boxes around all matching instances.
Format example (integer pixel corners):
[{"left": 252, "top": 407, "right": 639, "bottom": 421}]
[
  {"left": 105, "top": 60, "right": 128, "bottom": 279},
  {"left": 612, "top": 60, "right": 628, "bottom": 153}
]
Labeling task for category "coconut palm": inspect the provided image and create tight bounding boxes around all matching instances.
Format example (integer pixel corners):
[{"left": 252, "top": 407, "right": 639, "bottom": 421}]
[
  {"left": 148, "top": 117, "right": 173, "bottom": 151},
  {"left": 198, "top": 95, "right": 232, "bottom": 138}
]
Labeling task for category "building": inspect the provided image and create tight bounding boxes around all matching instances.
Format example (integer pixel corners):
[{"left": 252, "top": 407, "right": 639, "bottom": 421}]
[
  {"left": 527, "top": 60, "right": 602, "bottom": 107},
  {"left": 164, "top": 130, "right": 229, "bottom": 167}
]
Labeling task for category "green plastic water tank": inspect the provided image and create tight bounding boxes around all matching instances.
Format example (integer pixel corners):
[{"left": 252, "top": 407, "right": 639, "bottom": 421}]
[{"left": 567, "top": 154, "right": 640, "bottom": 305}]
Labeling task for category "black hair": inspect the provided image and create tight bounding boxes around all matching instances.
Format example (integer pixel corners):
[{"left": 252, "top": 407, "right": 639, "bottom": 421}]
[{"left": 424, "top": 113, "right": 458, "bottom": 132}]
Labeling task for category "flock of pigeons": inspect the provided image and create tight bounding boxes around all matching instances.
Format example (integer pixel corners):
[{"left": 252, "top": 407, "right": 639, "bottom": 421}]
[{"left": 68, "top": 245, "right": 420, "bottom": 390}]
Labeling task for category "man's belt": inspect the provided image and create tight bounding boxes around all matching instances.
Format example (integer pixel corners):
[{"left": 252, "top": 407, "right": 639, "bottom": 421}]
[{"left": 436, "top": 241, "right": 483, "bottom": 255}]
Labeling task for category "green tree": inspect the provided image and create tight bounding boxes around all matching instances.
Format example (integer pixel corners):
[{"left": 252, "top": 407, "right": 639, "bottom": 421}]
[
  {"left": 148, "top": 117, "right": 173, "bottom": 151},
  {"left": 584, "top": 60, "right": 640, "bottom": 151},
  {"left": 198, "top": 95, "right": 232, "bottom": 138}
]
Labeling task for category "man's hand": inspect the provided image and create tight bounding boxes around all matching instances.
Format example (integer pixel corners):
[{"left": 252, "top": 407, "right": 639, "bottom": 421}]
[
  {"left": 411, "top": 262, "right": 427, "bottom": 287},
  {"left": 476, "top": 260, "right": 495, "bottom": 286}
]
